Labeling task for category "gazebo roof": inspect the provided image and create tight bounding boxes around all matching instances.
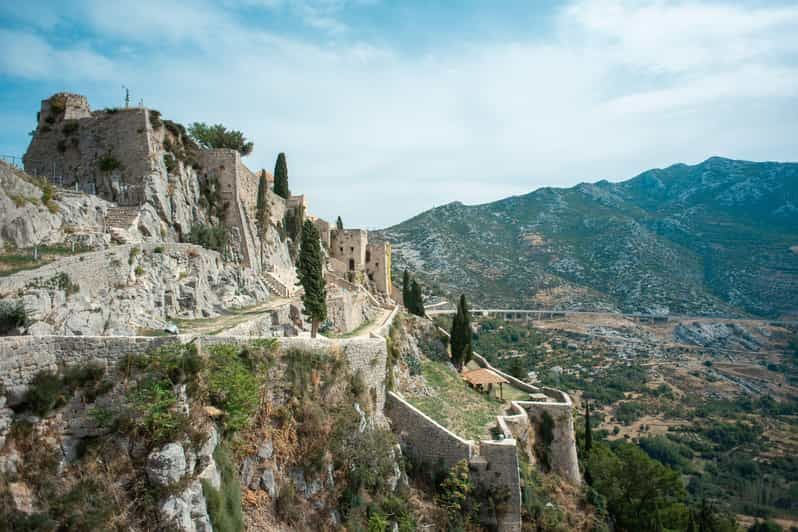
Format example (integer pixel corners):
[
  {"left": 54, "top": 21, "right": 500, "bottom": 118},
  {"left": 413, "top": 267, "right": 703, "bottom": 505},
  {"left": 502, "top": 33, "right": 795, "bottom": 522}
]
[{"left": 462, "top": 368, "right": 508, "bottom": 386}]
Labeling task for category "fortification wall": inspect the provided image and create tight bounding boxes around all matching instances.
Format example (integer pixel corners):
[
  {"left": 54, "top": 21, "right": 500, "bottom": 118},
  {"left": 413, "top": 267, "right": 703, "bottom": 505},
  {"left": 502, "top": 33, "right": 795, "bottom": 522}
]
[
  {"left": 518, "top": 399, "right": 581, "bottom": 484},
  {"left": 25, "top": 103, "right": 153, "bottom": 205},
  {"left": 0, "top": 334, "right": 388, "bottom": 415},
  {"left": 475, "top": 440, "right": 522, "bottom": 532},
  {"left": 385, "top": 391, "right": 473, "bottom": 470}
]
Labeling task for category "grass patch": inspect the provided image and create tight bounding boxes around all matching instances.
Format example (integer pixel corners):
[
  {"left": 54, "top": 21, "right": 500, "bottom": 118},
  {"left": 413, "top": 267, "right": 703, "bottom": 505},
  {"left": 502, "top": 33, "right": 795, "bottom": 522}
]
[
  {"left": 202, "top": 444, "right": 244, "bottom": 532},
  {"left": 407, "top": 359, "right": 505, "bottom": 441}
]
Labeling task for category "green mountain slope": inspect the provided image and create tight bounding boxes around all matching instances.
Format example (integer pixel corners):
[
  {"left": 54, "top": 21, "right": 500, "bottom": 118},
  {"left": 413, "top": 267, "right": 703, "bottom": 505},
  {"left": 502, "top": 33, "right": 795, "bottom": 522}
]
[{"left": 380, "top": 157, "right": 798, "bottom": 318}]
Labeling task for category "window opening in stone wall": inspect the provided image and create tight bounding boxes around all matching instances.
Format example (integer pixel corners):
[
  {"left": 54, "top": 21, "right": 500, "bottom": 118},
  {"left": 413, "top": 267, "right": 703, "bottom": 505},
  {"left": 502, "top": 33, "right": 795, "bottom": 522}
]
[
  {"left": 349, "top": 259, "right": 355, "bottom": 271},
  {"left": 366, "top": 250, "right": 371, "bottom": 262}
]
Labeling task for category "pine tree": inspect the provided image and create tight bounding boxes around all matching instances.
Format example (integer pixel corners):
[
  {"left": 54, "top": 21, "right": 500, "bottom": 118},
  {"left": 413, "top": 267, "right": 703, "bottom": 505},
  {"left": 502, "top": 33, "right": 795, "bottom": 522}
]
[
  {"left": 409, "top": 279, "right": 425, "bottom": 317},
  {"left": 402, "top": 270, "right": 410, "bottom": 309},
  {"left": 256, "top": 170, "right": 270, "bottom": 233},
  {"left": 273, "top": 152, "right": 290, "bottom": 199},
  {"left": 336, "top": 216, "right": 344, "bottom": 231},
  {"left": 450, "top": 294, "right": 472, "bottom": 370},
  {"left": 296, "top": 219, "right": 326, "bottom": 337},
  {"left": 585, "top": 401, "right": 593, "bottom": 453}
]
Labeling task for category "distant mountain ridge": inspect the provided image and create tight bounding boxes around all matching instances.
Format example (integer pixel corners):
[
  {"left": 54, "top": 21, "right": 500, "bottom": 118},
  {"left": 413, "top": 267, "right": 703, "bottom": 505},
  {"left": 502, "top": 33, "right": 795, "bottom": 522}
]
[{"left": 379, "top": 157, "right": 798, "bottom": 318}]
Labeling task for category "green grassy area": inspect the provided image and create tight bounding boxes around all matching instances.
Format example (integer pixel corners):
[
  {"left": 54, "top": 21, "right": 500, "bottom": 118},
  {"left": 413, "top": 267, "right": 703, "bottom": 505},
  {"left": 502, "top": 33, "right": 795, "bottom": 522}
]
[{"left": 407, "top": 359, "right": 528, "bottom": 441}]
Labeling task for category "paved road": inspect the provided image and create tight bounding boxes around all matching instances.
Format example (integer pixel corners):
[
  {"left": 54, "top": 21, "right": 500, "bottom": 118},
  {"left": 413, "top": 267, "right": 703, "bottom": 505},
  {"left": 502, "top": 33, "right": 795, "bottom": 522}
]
[{"left": 426, "top": 307, "right": 797, "bottom": 326}]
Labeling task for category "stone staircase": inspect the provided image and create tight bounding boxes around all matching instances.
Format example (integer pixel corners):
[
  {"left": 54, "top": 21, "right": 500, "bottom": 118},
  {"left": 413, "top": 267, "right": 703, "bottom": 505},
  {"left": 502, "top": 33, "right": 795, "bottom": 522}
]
[
  {"left": 262, "top": 271, "right": 293, "bottom": 298},
  {"left": 104, "top": 206, "right": 140, "bottom": 244}
]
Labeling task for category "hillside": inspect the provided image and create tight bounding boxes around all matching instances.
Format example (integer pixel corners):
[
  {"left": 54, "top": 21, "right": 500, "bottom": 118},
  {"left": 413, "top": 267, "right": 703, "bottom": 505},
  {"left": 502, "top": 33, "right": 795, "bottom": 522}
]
[{"left": 381, "top": 157, "right": 798, "bottom": 318}]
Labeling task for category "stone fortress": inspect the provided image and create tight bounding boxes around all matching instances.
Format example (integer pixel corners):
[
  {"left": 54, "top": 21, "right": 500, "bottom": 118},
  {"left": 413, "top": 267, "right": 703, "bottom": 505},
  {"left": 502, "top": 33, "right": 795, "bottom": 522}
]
[
  {"left": 0, "top": 93, "right": 580, "bottom": 532},
  {"left": 14, "top": 92, "right": 393, "bottom": 334}
]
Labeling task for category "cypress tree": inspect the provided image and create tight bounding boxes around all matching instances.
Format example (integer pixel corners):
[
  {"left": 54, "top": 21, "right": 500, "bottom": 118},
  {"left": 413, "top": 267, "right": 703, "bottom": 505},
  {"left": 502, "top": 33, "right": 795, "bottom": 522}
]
[
  {"left": 256, "top": 170, "right": 270, "bottom": 232},
  {"left": 273, "top": 152, "right": 290, "bottom": 199},
  {"left": 336, "top": 216, "right": 344, "bottom": 231},
  {"left": 402, "top": 270, "right": 410, "bottom": 309},
  {"left": 409, "top": 279, "right": 425, "bottom": 317},
  {"left": 297, "top": 219, "right": 326, "bottom": 337},
  {"left": 450, "top": 294, "right": 471, "bottom": 370},
  {"left": 585, "top": 401, "right": 593, "bottom": 453}
]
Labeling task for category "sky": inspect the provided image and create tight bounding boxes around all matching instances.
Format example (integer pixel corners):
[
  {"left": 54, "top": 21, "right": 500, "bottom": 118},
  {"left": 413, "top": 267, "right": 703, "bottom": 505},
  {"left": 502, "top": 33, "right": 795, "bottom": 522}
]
[{"left": 1, "top": 1, "right": 797, "bottom": 228}]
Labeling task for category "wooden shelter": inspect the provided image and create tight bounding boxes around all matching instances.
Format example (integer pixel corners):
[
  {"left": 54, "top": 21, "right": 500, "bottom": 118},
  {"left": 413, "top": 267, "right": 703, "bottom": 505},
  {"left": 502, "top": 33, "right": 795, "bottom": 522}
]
[{"left": 462, "top": 368, "right": 509, "bottom": 400}]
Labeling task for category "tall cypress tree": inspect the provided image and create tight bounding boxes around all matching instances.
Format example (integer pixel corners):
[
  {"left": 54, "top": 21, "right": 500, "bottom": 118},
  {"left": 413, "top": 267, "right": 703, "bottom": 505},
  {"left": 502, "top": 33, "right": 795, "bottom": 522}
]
[
  {"left": 585, "top": 401, "right": 593, "bottom": 453},
  {"left": 256, "top": 170, "right": 270, "bottom": 232},
  {"left": 450, "top": 294, "right": 472, "bottom": 370},
  {"left": 336, "top": 216, "right": 344, "bottom": 231},
  {"left": 297, "top": 219, "right": 326, "bottom": 337},
  {"left": 409, "top": 279, "right": 425, "bottom": 317},
  {"left": 402, "top": 270, "right": 410, "bottom": 309},
  {"left": 273, "top": 152, "right": 290, "bottom": 199}
]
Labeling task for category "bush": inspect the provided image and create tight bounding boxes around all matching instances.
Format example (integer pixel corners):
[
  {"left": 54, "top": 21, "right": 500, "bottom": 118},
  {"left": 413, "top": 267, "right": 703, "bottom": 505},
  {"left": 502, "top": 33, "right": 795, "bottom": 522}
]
[
  {"left": 0, "top": 299, "right": 29, "bottom": 335},
  {"left": 98, "top": 154, "right": 121, "bottom": 173},
  {"left": 202, "top": 444, "right": 244, "bottom": 532},
  {"left": 186, "top": 224, "right": 228, "bottom": 253},
  {"left": 149, "top": 109, "right": 162, "bottom": 129},
  {"left": 153, "top": 245, "right": 164, "bottom": 254},
  {"left": 435, "top": 460, "right": 479, "bottom": 529},
  {"left": 23, "top": 371, "right": 67, "bottom": 416},
  {"left": 188, "top": 122, "right": 253, "bottom": 156},
  {"left": 206, "top": 343, "right": 264, "bottom": 433},
  {"left": 164, "top": 153, "right": 177, "bottom": 174},
  {"left": 62, "top": 120, "right": 79, "bottom": 135}
]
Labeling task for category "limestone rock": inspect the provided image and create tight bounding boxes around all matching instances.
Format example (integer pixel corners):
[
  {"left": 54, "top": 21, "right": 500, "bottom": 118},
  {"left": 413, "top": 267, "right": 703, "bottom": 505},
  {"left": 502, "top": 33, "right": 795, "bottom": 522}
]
[
  {"left": 9, "top": 482, "right": 33, "bottom": 514},
  {"left": 261, "top": 467, "right": 277, "bottom": 497},
  {"left": 257, "top": 440, "right": 273, "bottom": 460},
  {"left": 146, "top": 443, "right": 187, "bottom": 487}
]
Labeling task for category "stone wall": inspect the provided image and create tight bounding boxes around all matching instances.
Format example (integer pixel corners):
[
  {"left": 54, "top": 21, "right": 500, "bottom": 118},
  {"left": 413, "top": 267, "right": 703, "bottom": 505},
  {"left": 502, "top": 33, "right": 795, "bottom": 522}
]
[
  {"left": 25, "top": 97, "right": 152, "bottom": 205},
  {"left": 326, "top": 288, "right": 377, "bottom": 333},
  {"left": 474, "top": 440, "right": 522, "bottom": 532},
  {"left": 0, "top": 334, "right": 389, "bottom": 416},
  {"left": 517, "top": 399, "right": 581, "bottom": 485},
  {"left": 330, "top": 229, "right": 367, "bottom": 273},
  {"left": 365, "top": 239, "right": 392, "bottom": 294},
  {"left": 385, "top": 391, "right": 473, "bottom": 470}
]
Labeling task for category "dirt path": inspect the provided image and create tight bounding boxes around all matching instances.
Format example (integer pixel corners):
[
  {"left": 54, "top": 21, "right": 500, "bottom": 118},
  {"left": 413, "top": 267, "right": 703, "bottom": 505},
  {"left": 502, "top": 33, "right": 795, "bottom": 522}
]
[{"left": 173, "top": 297, "right": 294, "bottom": 335}]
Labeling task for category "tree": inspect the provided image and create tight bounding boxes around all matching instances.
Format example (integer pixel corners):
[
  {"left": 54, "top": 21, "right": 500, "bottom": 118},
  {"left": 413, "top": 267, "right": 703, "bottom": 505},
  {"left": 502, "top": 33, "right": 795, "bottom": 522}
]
[
  {"left": 450, "top": 294, "right": 472, "bottom": 370},
  {"left": 273, "top": 152, "right": 290, "bottom": 199},
  {"left": 296, "top": 220, "right": 327, "bottom": 337},
  {"left": 402, "top": 270, "right": 410, "bottom": 309},
  {"left": 188, "top": 122, "right": 253, "bottom": 156},
  {"left": 585, "top": 401, "right": 593, "bottom": 453},
  {"left": 336, "top": 216, "right": 344, "bottom": 231},
  {"left": 588, "top": 442, "right": 689, "bottom": 531},
  {"left": 408, "top": 278, "right": 425, "bottom": 318},
  {"left": 256, "top": 170, "right": 270, "bottom": 233}
]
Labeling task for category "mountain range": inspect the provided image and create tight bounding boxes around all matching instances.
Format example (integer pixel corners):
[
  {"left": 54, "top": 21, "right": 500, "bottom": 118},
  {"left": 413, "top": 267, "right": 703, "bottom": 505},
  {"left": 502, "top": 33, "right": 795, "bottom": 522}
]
[{"left": 380, "top": 157, "right": 798, "bottom": 319}]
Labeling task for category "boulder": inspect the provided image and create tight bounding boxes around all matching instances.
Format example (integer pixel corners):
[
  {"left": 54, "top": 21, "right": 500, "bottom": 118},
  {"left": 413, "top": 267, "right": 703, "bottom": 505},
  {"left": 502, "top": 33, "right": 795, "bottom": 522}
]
[{"left": 146, "top": 443, "right": 187, "bottom": 487}]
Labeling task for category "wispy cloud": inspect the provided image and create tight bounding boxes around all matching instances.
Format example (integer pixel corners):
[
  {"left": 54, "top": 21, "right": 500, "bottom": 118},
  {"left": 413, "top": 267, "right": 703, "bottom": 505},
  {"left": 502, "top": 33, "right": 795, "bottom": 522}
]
[{"left": 0, "top": 0, "right": 796, "bottom": 227}]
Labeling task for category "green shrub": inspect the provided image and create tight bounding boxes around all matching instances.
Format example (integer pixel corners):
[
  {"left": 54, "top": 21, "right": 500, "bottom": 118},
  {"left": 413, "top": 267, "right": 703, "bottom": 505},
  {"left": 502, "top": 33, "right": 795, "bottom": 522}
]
[
  {"left": 0, "top": 299, "right": 29, "bottom": 335},
  {"left": 153, "top": 245, "right": 164, "bottom": 254},
  {"left": 186, "top": 224, "right": 228, "bottom": 253},
  {"left": 62, "top": 120, "right": 79, "bottom": 136},
  {"left": 128, "top": 246, "right": 140, "bottom": 265},
  {"left": 149, "top": 109, "right": 162, "bottom": 129},
  {"left": 435, "top": 460, "right": 479, "bottom": 529},
  {"left": 164, "top": 153, "right": 177, "bottom": 174},
  {"left": 98, "top": 154, "right": 121, "bottom": 173},
  {"left": 23, "top": 371, "right": 68, "bottom": 417},
  {"left": 135, "top": 265, "right": 144, "bottom": 276},
  {"left": 202, "top": 444, "right": 244, "bottom": 532},
  {"left": 49, "top": 479, "right": 115, "bottom": 530},
  {"left": 275, "top": 481, "right": 301, "bottom": 525},
  {"left": 206, "top": 344, "right": 262, "bottom": 433}
]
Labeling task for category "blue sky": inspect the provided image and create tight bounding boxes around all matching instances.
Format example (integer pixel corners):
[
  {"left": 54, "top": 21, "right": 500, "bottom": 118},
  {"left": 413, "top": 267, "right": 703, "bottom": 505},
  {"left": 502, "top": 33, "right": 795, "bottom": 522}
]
[{"left": 1, "top": 0, "right": 797, "bottom": 227}]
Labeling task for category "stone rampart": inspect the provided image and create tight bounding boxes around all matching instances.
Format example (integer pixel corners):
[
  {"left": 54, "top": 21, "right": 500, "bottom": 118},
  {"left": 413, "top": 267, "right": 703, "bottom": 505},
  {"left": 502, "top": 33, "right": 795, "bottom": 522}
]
[
  {"left": 516, "top": 399, "right": 581, "bottom": 485},
  {"left": 0, "top": 334, "right": 388, "bottom": 415},
  {"left": 475, "top": 440, "right": 522, "bottom": 532},
  {"left": 385, "top": 391, "right": 473, "bottom": 470}
]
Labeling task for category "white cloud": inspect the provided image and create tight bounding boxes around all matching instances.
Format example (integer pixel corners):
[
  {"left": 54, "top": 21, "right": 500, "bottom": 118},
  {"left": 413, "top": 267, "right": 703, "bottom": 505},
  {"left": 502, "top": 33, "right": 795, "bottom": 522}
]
[{"left": 1, "top": 0, "right": 797, "bottom": 227}]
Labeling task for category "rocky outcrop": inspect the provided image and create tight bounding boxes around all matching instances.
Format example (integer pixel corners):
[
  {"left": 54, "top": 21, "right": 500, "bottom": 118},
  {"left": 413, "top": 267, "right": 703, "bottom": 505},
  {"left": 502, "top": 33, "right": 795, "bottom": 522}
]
[
  {"left": 0, "top": 243, "right": 271, "bottom": 335},
  {"left": 0, "top": 161, "right": 111, "bottom": 250},
  {"left": 673, "top": 322, "right": 761, "bottom": 351}
]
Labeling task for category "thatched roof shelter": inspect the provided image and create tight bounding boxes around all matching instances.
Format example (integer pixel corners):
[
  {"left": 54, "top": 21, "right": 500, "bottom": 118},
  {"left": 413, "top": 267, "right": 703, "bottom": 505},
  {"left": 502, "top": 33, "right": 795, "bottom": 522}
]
[{"left": 462, "top": 368, "right": 509, "bottom": 400}]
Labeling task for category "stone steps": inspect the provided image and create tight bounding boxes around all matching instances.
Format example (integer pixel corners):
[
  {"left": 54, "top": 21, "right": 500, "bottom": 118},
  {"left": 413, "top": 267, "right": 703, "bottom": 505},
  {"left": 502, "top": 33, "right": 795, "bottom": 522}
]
[{"left": 104, "top": 206, "right": 140, "bottom": 228}]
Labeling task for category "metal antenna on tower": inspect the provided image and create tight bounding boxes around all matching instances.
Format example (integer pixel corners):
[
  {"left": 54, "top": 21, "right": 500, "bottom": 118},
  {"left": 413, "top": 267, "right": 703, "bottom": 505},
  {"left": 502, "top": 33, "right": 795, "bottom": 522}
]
[{"left": 122, "top": 85, "right": 130, "bottom": 108}]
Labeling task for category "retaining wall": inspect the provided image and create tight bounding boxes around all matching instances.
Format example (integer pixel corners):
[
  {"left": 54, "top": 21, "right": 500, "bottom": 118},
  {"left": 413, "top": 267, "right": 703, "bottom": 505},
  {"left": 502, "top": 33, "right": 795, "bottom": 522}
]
[{"left": 0, "top": 334, "right": 388, "bottom": 414}]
